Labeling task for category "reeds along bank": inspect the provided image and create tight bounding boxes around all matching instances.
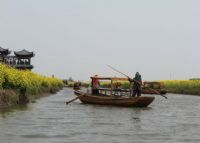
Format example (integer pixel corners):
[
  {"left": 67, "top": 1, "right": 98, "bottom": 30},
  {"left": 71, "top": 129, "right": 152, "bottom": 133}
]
[{"left": 0, "top": 63, "right": 63, "bottom": 94}]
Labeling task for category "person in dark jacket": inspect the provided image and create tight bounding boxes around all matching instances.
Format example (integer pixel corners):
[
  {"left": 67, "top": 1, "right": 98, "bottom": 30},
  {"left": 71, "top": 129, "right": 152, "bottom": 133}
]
[{"left": 128, "top": 72, "right": 142, "bottom": 97}]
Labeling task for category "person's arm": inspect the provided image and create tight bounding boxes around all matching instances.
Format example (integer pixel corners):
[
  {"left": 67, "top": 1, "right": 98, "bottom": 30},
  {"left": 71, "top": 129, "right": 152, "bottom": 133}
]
[
  {"left": 134, "top": 79, "right": 142, "bottom": 86},
  {"left": 128, "top": 77, "right": 134, "bottom": 82}
]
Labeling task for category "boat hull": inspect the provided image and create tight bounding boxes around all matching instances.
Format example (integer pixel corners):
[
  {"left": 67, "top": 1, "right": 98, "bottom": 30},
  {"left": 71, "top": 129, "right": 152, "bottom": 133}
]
[{"left": 74, "top": 91, "right": 155, "bottom": 107}]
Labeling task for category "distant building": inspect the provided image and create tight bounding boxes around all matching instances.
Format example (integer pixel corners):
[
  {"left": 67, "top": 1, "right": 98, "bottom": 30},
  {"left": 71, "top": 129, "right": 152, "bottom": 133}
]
[
  {"left": 0, "top": 47, "right": 11, "bottom": 61},
  {"left": 0, "top": 46, "right": 35, "bottom": 70}
]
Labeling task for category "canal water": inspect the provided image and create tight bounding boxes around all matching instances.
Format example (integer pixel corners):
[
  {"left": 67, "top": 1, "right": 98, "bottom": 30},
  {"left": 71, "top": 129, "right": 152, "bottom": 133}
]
[{"left": 0, "top": 88, "right": 200, "bottom": 143}]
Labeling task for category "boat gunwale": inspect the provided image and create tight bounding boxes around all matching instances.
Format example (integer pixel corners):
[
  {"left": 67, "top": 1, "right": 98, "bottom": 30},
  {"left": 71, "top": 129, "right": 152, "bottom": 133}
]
[{"left": 74, "top": 90, "right": 155, "bottom": 100}]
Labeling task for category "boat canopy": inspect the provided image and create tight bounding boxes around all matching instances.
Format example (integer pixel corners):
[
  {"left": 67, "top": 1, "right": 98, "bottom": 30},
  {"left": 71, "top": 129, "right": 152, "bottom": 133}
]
[{"left": 90, "top": 76, "right": 128, "bottom": 81}]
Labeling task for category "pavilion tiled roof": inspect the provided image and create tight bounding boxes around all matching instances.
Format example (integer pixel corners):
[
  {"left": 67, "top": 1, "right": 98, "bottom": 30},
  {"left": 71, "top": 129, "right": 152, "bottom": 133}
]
[
  {"left": 14, "top": 49, "right": 34, "bottom": 57},
  {"left": 0, "top": 46, "right": 11, "bottom": 55}
]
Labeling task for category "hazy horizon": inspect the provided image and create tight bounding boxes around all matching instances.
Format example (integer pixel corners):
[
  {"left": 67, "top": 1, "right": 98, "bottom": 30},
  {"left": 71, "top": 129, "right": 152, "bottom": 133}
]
[{"left": 1, "top": 0, "right": 200, "bottom": 81}]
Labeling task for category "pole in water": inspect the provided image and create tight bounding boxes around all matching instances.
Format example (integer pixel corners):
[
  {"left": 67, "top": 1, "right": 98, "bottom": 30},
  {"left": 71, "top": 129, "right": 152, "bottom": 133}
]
[{"left": 149, "top": 88, "right": 168, "bottom": 99}]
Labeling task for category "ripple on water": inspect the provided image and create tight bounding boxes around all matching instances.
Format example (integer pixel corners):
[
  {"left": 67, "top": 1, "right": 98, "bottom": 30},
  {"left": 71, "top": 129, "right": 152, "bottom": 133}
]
[{"left": 0, "top": 90, "right": 200, "bottom": 143}]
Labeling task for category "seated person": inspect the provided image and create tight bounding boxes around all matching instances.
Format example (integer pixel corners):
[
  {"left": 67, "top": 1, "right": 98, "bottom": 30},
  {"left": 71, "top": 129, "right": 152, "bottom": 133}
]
[{"left": 92, "top": 75, "right": 100, "bottom": 95}]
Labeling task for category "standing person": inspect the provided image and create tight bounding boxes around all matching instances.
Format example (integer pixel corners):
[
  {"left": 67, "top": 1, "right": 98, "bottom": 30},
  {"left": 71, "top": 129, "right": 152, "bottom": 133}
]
[
  {"left": 128, "top": 72, "right": 142, "bottom": 97},
  {"left": 91, "top": 75, "right": 100, "bottom": 95}
]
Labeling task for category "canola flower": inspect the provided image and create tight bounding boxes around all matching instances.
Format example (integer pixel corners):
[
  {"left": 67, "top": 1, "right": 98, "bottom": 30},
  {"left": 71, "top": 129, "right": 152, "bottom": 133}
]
[
  {"left": 0, "top": 63, "right": 63, "bottom": 94},
  {"left": 160, "top": 80, "right": 200, "bottom": 91}
]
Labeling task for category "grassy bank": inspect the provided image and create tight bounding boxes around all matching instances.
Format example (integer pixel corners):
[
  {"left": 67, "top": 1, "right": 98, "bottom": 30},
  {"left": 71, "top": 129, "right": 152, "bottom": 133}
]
[
  {"left": 160, "top": 80, "right": 200, "bottom": 95},
  {"left": 0, "top": 64, "right": 63, "bottom": 107}
]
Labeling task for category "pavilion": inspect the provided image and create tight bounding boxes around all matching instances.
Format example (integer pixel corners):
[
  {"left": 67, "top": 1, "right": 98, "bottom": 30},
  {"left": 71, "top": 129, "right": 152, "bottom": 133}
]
[{"left": 0, "top": 47, "right": 35, "bottom": 70}]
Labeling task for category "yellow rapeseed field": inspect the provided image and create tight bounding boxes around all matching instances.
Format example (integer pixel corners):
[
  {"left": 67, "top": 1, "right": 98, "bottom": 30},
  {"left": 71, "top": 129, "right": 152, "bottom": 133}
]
[
  {"left": 160, "top": 80, "right": 200, "bottom": 90},
  {"left": 0, "top": 63, "right": 63, "bottom": 94},
  {"left": 160, "top": 80, "right": 200, "bottom": 95}
]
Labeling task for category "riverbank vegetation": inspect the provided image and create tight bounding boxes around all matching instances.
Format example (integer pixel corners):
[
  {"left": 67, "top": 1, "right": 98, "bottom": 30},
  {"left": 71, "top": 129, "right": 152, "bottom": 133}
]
[
  {"left": 0, "top": 63, "right": 63, "bottom": 106},
  {"left": 160, "top": 80, "right": 200, "bottom": 95}
]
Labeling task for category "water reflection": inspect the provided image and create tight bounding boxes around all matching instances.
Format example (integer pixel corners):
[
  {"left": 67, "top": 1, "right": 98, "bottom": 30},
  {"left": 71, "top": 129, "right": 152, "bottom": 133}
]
[{"left": 0, "top": 105, "right": 29, "bottom": 118}]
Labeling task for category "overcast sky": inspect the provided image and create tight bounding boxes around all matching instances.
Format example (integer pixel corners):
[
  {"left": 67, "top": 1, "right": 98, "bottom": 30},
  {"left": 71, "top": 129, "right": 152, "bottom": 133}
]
[{"left": 0, "top": 0, "right": 200, "bottom": 81}]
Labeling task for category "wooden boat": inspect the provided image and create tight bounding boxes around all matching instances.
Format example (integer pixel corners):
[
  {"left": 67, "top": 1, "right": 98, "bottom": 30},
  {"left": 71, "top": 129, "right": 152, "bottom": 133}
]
[
  {"left": 66, "top": 76, "right": 169, "bottom": 106},
  {"left": 74, "top": 90, "right": 155, "bottom": 107}
]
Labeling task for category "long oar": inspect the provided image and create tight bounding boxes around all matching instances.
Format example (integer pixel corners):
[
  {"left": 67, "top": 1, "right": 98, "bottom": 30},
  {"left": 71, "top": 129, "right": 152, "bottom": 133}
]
[
  {"left": 107, "top": 65, "right": 130, "bottom": 78},
  {"left": 66, "top": 94, "right": 85, "bottom": 104},
  {"left": 107, "top": 65, "right": 142, "bottom": 86},
  {"left": 107, "top": 65, "right": 167, "bottom": 99},
  {"left": 146, "top": 87, "right": 168, "bottom": 99},
  {"left": 107, "top": 65, "right": 141, "bottom": 85}
]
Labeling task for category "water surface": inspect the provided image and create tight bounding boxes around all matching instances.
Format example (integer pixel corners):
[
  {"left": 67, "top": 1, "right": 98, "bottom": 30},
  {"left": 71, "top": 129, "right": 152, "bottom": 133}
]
[{"left": 0, "top": 88, "right": 200, "bottom": 143}]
